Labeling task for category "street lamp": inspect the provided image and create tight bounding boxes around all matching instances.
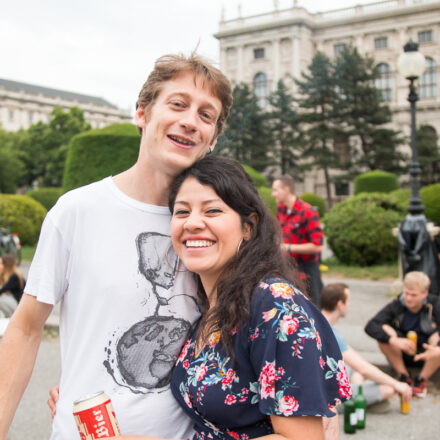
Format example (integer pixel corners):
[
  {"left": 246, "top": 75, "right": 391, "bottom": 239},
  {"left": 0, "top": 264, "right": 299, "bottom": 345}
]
[
  {"left": 397, "top": 40, "right": 426, "bottom": 215},
  {"left": 396, "top": 40, "right": 440, "bottom": 294}
]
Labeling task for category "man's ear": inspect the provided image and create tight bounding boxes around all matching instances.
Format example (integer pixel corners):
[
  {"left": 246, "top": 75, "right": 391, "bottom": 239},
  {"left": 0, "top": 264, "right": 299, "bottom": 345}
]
[
  {"left": 209, "top": 136, "right": 218, "bottom": 153},
  {"left": 134, "top": 106, "right": 147, "bottom": 133}
]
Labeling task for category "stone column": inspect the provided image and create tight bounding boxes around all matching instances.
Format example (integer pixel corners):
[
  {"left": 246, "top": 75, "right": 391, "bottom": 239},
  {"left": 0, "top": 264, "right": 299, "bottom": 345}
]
[
  {"left": 237, "top": 45, "right": 244, "bottom": 83},
  {"left": 273, "top": 38, "right": 280, "bottom": 87}
]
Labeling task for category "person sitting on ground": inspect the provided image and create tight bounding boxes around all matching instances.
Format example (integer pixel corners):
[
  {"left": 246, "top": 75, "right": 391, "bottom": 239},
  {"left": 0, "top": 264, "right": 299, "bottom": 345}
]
[
  {"left": 321, "top": 283, "right": 412, "bottom": 412},
  {"left": 364, "top": 271, "right": 440, "bottom": 398},
  {"left": 0, "top": 254, "right": 24, "bottom": 318}
]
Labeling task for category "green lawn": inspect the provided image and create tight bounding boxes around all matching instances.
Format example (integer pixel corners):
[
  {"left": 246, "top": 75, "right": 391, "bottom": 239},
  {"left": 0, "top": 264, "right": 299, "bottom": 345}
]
[
  {"left": 322, "top": 257, "right": 399, "bottom": 281},
  {"left": 21, "top": 245, "right": 36, "bottom": 262}
]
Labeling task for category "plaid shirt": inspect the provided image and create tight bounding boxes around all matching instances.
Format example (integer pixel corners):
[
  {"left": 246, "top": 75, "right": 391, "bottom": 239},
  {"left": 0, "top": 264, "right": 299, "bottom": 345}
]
[{"left": 276, "top": 198, "right": 324, "bottom": 264}]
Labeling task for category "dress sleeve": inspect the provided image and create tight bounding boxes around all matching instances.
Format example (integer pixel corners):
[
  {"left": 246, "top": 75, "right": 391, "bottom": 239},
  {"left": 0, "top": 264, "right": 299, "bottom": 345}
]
[{"left": 248, "top": 279, "right": 351, "bottom": 418}]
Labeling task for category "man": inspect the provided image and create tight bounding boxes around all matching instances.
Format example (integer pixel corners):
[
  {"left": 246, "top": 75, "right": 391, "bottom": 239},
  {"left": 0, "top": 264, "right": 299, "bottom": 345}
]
[
  {"left": 321, "top": 283, "right": 412, "bottom": 412},
  {"left": 0, "top": 53, "right": 233, "bottom": 440},
  {"left": 271, "top": 175, "right": 323, "bottom": 306},
  {"left": 365, "top": 271, "right": 440, "bottom": 398}
]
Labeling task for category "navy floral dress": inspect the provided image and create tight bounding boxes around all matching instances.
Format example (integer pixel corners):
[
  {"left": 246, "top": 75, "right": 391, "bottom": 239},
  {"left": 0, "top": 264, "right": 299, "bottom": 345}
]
[{"left": 170, "top": 278, "right": 351, "bottom": 440}]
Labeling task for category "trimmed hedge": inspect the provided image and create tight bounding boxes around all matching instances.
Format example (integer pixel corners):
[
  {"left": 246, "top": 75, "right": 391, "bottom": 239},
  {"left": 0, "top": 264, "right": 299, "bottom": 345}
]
[
  {"left": 242, "top": 164, "right": 267, "bottom": 187},
  {"left": 63, "top": 123, "right": 140, "bottom": 192},
  {"left": 421, "top": 183, "right": 440, "bottom": 225},
  {"left": 27, "top": 187, "right": 63, "bottom": 211},
  {"left": 0, "top": 195, "right": 47, "bottom": 245},
  {"left": 354, "top": 171, "right": 399, "bottom": 195},
  {"left": 387, "top": 189, "right": 411, "bottom": 213},
  {"left": 258, "top": 187, "right": 277, "bottom": 216},
  {"left": 300, "top": 193, "right": 327, "bottom": 218},
  {"left": 324, "top": 193, "right": 405, "bottom": 266}
]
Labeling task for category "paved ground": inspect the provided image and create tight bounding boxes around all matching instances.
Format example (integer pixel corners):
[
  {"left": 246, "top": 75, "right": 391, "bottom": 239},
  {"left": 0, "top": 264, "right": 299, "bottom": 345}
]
[{"left": 4, "top": 265, "right": 440, "bottom": 438}]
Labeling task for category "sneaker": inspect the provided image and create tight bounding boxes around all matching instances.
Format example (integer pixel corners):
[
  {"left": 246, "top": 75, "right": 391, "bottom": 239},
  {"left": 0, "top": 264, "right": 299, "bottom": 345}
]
[
  {"left": 413, "top": 376, "right": 427, "bottom": 398},
  {"left": 397, "top": 373, "right": 413, "bottom": 386}
]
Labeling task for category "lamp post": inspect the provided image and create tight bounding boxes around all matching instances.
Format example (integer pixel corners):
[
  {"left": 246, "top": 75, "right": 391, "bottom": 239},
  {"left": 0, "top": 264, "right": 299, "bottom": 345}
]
[
  {"left": 395, "top": 40, "right": 440, "bottom": 294},
  {"left": 397, "top": 40, "right": 426, "bottom": 215}
]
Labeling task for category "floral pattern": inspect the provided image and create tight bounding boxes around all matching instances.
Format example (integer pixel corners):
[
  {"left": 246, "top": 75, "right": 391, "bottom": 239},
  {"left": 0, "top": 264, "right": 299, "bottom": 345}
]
[{"left": 171, "top": 278, "right": 350, "bottom": 440}]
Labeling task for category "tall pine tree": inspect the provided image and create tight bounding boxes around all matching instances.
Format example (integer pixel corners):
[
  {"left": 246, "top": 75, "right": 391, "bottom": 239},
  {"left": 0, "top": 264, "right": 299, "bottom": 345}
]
[
  {"left": 417, "top": 125, "right": 440, "bottom": 186},
  {"left": 295, "top": 52, "right": 340, "bottom": 204},
  {"left": 267, "top": 79, "right": 303, "bottom": 175},
  {"left": 216, "top": 83, "right": 272, "bottom": 171}
]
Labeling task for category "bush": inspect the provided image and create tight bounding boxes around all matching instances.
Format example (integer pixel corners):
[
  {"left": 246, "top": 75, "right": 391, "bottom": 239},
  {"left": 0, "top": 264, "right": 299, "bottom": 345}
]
[
  {"left": 258, "top": 187, "right": 277, "bottom": 216},
  {"left": 0, "top": 195, "right": 46, "bottom": 245},
  {"left": 421, "top": 183, "right": 440, "bottom": 225},
  {"left": 354, "top": 171, "right": 399, "bottom": 195},
  {"left": 387, "top": 188, "right": 410, "bottom": 212},
  {"left": 27, "top": 187, "right": 63, "bottom": 211},
  {"left": 300, "top": 193, "right": 327, "bottom": 218},
  {"left": 242, "top": 164, "right": 267, "bottom": 187},
  {"left": 324, "top": 193, "right": 405, "bottom": 266},
  {"left": 63, "top": 123, "right": 140, "bottom": 192}
]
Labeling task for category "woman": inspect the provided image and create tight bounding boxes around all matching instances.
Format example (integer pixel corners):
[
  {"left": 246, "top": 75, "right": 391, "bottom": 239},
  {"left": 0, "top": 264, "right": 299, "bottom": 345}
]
[
  {"left": 0, "top": 254, "right": 24, "bottom": 318},
  {"left": 110, "top": 156, "right": 350, "bottom": 440}
]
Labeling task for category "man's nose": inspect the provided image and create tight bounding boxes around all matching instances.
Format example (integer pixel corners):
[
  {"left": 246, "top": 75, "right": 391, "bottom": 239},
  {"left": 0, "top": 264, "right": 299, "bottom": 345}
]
[{"left": 180, "top": 108, "right": 198, "bottom": 132}]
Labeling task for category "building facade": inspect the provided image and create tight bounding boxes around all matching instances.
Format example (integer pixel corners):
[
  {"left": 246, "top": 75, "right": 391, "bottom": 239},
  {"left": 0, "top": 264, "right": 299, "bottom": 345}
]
[
  {"left": 215, "top": 0, "right": 440, "bottom": 200},
  {"left": 0, "top": 78, "right": 132, "bottom": 132}
]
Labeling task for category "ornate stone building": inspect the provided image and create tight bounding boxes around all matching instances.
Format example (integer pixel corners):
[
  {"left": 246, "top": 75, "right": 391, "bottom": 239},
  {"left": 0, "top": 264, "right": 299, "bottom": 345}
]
[
  {"left": 0, "top": 78, "right": 132, "bottom": 132},
  {"left": 214, "top": 0, "right": 440, "bottom": 200}
]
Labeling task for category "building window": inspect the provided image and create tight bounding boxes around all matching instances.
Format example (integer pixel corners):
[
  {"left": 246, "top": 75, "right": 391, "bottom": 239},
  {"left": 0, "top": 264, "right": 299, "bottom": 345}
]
[
  {"left": 419, "top": 57, "right": 437, "bottom": 99},
  {"left": 375, "top": 63, "right": 392, "bottom": 101},
  {"left": 418, "top": 30, "right": 433, "bottom": 44},
  {"left": 253, "top": 72, "right": 269, "bottom": 108},
  {"left": 254, "top": 48, "right": 265, "bottom": 59},
  {"left": 28, "top": 111, "right": 33, "bottom": 123},
  {"left": 375, "top": 37, "right": 388, "bottom": 49},
  {"left": 334, "top": 182, "right": 349, "bottom": 196},
  {"left": 8, "top": 110, "right": 14, "bottom": 121},
  {"left": 334, "top": 43, "right": 346, "bottom": 56}
]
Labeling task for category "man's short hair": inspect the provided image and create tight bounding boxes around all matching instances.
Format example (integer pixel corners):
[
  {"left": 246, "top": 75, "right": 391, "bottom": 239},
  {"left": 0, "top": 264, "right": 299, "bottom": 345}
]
[
  {"left": 321, "top": 283, "right": 349, "bottom": 312},
  {"left": 136, "top": 52, "right": 233, "bottom": 138},
  {"left": 274, "top": 175, "right": 295, "bottom": 194},
  {"left": 403, "top": 271, "right": 430, "bottom": 292}
]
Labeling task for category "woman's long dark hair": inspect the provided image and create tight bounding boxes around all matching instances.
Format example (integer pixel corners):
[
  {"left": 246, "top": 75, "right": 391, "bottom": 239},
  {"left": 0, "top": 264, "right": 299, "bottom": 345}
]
[{"left": 169, "top": 156, "right": 296, "bottom": 356}]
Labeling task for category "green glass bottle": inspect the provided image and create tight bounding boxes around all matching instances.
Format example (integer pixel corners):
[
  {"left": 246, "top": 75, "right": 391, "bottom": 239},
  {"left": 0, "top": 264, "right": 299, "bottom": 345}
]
[
  {"left": 355, "top": 385, "right": 367, "bottom": 429},
  {"left": 343, "top": 398, "right": 357, "bottom": 434}
]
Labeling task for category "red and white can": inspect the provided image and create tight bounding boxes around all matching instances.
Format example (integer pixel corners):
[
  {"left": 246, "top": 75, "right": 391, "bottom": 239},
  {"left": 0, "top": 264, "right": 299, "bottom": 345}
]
[{"left": 73, "top": 391, "right": 121, "bottom": 439}]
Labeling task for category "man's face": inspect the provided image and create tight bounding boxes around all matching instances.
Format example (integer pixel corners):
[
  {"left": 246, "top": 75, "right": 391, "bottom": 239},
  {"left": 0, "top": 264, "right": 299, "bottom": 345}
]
[
  {"left": 136, "top": 71, "right": 222, "bottom": 176},
  {"left": 403, "top": 286, "right": 428, "bottom": 313},
  {"left": 271, "top": 180, "right": 290, "bottom": 205},
  {"left": 340, "top": 288, "right": 351, "bottom": 318}
]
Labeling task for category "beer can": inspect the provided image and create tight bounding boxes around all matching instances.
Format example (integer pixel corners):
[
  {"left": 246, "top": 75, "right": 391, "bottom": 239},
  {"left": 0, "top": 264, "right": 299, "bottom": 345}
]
[
  {"left": 73, "top": 391, "right": 121, "bottom": 439},
  {"left": 407, "top": 331, "right": 417, "bottom": 355},
  {"left": 400, "top": 394, "right": 410, "bottom": 414}
]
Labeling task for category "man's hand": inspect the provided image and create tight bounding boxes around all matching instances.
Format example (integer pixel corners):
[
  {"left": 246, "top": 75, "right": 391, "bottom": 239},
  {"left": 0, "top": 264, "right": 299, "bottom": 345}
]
[
  {"left": 393, "top": 381, "right": 412, "bottom": 401},
  {"left": 389, "top": 336, "right": 416, "bottom": 355},
  {"left": 414, "top": 343, "right": 440, "bottom": 362},
  {"left": 47, "top": 385, "right": 59, "bottom": 419}
]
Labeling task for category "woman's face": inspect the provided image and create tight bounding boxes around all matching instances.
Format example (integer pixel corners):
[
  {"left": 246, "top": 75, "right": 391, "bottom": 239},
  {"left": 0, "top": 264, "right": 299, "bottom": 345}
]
[{"left": 170, "top": 177, "right": 247, "bottom": 289}]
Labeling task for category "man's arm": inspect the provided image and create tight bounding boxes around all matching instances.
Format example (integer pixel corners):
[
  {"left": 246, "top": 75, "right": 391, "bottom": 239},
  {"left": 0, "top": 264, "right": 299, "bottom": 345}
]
[
  {"left": 282, "top": 243, "right": 323, "bottom": 255},
  {"left": 364, "top": 301, "right": 398, "bottom": 343},
  {"left": 343, "top": 347, "right": 412, "bottom": 400},
  {"left": 0, "top": 294, "right": 53, "bottom": 439}
]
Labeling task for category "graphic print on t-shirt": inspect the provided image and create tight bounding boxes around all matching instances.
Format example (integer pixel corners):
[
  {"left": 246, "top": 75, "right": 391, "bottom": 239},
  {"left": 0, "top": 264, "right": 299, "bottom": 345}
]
[{"left": 104, "top": 232, "right": 200, "bottom": 394}]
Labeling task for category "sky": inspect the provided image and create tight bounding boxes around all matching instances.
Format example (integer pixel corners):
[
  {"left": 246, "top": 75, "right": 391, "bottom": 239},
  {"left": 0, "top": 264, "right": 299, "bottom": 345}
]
[{"left": 0, "top": 0, "right": 379, "bottom": 113}]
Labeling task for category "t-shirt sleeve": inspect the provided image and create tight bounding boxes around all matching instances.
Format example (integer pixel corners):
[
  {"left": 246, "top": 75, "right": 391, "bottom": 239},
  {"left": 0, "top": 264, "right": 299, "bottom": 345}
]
[
  {"left": 332, "top": 328, "right": 348, "bottom": 353},
  {"left": 248, "top": 279, "right": 351, "bottom": 418},
  {"left": 24, "top": 211, "right": 70, "bottom": 305}
]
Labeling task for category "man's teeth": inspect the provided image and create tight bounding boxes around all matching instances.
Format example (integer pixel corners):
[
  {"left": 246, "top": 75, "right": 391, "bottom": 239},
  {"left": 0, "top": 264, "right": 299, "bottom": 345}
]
[
  {"left": 169, "top": 135, "right": 194, "bottom": 146},
  {"left": 186, "top": 240, "right": 214, "bottom": 248}
]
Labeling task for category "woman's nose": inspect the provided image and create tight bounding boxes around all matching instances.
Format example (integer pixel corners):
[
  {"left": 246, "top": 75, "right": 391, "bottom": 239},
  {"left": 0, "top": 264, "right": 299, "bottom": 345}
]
[{"left": 184, "top": 213, "right": 204, "bottom": 231}]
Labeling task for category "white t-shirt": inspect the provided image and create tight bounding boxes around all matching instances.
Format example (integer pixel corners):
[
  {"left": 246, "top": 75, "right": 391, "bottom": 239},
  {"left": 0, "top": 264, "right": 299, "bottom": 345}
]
[{"left": 26, "top": 177, "right": 201, "bottom": 440}]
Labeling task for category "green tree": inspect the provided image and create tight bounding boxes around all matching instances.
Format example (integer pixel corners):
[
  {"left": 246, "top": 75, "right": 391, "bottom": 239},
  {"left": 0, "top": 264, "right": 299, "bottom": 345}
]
[
  {"left": 417, "top": 125, "right": 440, "bottom": 186},
  {"left": 216, "top": 83, "right": 272, "bottom": 171},
  {"left": 295, "top": 52, "right": 340, "bottom": 204},
  {"left": 0, "top": 129, "right": 25, "bottom": 193},
  {"left": 18, "top": 106, "right": 91, "bottom": 187},
  {"left": 334, "top": 46, "right": 406, "bottom": 174},
  {"left": 268, "top": 80, "right": 303, "bottom": 175}
]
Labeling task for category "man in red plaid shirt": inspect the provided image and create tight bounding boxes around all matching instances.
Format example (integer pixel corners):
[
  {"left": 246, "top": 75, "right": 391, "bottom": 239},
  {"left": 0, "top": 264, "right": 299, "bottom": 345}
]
[{"left": 272, "top": 175, "right": 324, "bottom": 306}]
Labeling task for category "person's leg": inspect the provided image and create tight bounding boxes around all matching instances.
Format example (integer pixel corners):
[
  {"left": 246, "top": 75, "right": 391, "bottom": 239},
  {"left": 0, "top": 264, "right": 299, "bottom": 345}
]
[
  {"left": 301, "top": 261, "right": 323, "bottom": 307},
  {"left": 378, "top": 342, "right": 409, "bottom": 376}
]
